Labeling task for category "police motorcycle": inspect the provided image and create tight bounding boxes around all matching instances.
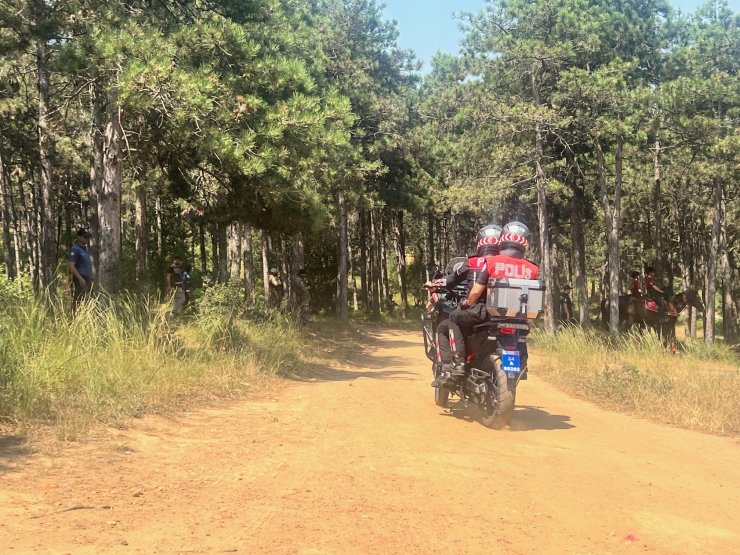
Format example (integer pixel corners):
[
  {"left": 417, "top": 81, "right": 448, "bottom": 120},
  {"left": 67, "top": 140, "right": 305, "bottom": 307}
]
[{"left": 422, "top": 259, "right": 545, "bottom": 429}]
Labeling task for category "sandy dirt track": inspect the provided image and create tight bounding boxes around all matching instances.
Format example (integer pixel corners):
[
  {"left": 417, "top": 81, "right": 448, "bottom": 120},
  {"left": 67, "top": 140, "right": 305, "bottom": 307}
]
[{"left": 1, "top": 328, "right": 739, "bottom": 554}]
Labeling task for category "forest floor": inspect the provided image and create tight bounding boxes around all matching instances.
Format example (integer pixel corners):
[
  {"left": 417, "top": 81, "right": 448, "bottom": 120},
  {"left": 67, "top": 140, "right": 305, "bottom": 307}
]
[{"left": 1, "top": 327, "right": 739, "bottom": 554}]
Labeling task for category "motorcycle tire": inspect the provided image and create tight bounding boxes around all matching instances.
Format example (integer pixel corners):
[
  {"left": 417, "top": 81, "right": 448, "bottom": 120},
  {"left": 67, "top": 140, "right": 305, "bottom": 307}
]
[
  {"left": 480, "top": 356, "right": 515, "bottom": 429},
  {"left": 432, "top": 363, "right": 449, "bottom": 407}
]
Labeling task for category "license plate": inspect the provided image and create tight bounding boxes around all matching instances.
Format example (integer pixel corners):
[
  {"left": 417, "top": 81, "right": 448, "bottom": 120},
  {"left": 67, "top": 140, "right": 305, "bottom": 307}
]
[{"left": 501, "top": 350, "right": 521, "bottom": 374}]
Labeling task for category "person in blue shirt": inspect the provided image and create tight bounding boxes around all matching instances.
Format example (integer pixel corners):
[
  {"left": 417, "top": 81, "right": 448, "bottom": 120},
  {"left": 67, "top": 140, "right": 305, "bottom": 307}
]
[{"left": 68, "top": 228, "right": 93, "bottom": 312}]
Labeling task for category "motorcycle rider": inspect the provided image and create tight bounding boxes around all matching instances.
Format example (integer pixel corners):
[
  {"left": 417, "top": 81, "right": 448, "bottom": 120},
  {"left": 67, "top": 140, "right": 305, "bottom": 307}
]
[
  {"left": 427, "top": 224, "right": 502, "bottom": 386},
  {"left": 465, "top": 221, "right": 540, "bottom": 304}
]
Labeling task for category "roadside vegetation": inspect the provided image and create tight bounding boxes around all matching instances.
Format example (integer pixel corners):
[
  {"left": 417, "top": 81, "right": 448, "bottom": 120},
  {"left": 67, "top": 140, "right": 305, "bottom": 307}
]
[
  {"left": 530, "top": 327, "right": 739, "bottom": 435},
  {"left": 0, "top": 282, "right": 303, "bottom": 440}
]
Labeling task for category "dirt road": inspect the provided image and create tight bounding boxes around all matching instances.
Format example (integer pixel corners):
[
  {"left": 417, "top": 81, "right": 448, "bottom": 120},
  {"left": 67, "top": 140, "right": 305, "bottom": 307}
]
[{"left": 1, "top": 328, "right": 739, "bottom": 554}]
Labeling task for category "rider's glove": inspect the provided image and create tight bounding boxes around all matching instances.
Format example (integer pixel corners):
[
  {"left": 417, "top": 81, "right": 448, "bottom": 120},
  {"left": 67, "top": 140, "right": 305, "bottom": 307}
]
[{"left": 461, "top": 299, "right": 470, "bottom": 310}]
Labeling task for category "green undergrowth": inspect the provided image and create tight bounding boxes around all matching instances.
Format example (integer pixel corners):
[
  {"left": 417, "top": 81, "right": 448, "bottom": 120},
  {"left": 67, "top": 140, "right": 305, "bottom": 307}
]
[
  {"left": 530, "top": 327, "right": 739, "bottom": 435},
  {"left": 0, "top": 288, "right": 303, "bottom": 440}
]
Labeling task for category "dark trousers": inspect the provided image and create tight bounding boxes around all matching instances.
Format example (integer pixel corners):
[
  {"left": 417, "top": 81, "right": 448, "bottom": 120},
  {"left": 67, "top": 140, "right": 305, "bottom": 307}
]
[
  {"left": 72, "top": 277, "right": 91, "bottom": 313},
  {"left": 437, "top": 303, "right": 488, "bottom": 364}
]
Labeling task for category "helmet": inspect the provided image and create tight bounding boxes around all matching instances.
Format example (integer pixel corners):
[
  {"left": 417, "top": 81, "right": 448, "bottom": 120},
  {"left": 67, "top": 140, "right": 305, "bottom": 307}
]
[
  {"left": 500, "top": 221, "right": 530, "bottom": 251},
  {"left": 475, "top": 224, "right": 502, "bottom": 255}
]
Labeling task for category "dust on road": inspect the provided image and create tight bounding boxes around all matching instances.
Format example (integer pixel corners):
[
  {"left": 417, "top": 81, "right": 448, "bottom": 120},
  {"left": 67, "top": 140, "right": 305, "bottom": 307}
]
[{"left": 1, "top": 328, "right": 738, "bottom": 554}]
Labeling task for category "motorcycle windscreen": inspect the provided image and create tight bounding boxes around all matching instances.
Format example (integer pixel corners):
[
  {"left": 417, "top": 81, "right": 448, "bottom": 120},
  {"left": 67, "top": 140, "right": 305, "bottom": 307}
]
[{"left": 501, "top": 350, "right": 521, "bottom": 374}]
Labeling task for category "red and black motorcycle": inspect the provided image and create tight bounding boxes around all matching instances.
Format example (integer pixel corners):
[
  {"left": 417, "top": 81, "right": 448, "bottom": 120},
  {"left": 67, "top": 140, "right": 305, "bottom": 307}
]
[{"left": 422, "top": 258, "right": 544, "bottom": 428}]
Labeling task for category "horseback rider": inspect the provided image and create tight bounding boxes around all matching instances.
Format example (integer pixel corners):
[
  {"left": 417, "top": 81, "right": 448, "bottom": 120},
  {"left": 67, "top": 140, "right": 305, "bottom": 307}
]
[
  {"left": 427, "top": 224, "right": 502, "bottom": 385},
  {"left": 645, "top": 266, "right": 668, "bottom": 319},
  {"left": 629, "top": 271, "right": 642, "bottom": 298}
]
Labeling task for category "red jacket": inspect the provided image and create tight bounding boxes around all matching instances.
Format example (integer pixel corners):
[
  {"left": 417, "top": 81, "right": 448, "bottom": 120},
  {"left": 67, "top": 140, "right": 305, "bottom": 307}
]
[{"left": 476, "top": 254, "right": 540, "bottom": 284}]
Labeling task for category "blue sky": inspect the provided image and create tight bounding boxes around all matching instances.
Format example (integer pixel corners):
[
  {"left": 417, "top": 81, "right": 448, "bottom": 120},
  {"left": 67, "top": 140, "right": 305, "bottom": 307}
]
[{"left": 384, "top": 0, "right": 738, "bottom": 72}]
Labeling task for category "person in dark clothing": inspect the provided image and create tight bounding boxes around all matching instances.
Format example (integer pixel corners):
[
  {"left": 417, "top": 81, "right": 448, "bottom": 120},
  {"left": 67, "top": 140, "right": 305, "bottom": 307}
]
[
  {"left": 559, "top": 284, "right": 575, "bottom": 324},
  {"left": 293, "top": 268, "right": 311, "bottom": 325},
  {"left": 428, "top": 224, "right": 502, "bottom": 385},
  {"left": 268, "top": 268, "right": 284, "bottom": 309},
  {"left": 166, "top": 256, "right": 187, "bottom": 315},
  {"left": 68, "top": 228, "right": 93, "bottom": 313}
]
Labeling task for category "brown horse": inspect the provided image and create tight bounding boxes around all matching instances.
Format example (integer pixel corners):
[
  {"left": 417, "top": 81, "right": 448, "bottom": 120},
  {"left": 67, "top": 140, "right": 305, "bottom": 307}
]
[{"left": 601, "top": 290, "right": 705, "bottom": 350}]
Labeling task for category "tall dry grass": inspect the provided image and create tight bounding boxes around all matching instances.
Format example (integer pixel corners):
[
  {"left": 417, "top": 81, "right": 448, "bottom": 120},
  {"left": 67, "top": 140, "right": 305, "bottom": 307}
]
[
  {"left": 530, "top": 326, "right": 739, "bottom": 435},
  {"left": 0, "top": 292, "right": 302, "bottom": 439}
]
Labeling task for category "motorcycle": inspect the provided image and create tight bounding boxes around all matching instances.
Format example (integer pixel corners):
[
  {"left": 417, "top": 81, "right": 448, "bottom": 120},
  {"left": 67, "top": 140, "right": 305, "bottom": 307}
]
[{"left": 421, "top": 258, "right": 544, "bottom": 428}]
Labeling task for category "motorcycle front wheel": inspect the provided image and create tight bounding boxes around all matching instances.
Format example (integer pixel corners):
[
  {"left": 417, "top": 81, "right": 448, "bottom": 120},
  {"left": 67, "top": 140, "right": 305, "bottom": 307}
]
[{"left": 480, "top": 356, "right": 515, "bottom": 429}]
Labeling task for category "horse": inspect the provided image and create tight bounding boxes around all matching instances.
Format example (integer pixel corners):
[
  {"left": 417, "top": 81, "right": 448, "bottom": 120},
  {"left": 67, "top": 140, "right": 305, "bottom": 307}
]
[{"left": 601, "top": 290, "right": 705, "bottom": 351}]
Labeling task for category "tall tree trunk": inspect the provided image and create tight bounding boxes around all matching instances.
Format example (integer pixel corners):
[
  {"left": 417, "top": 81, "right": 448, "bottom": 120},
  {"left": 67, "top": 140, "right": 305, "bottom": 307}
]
[
  {"left": 597, "top": 138, "right": 622, "bottom": 334},
  {"left": 227, "top": 223, "right": 242, "bottom": 282},
  {"left": 198, "top": 220, "right": 207, "bottom": 275},
  {"left": 393, "top": 209, "right": 408, "bottom": 319},
  {"left": 569, "top": 167, "right": 588, "bottom": 327},
  {"left": 380, "top": 210, "right": 390, "bottom": 306},
  {"left": 358, "top": 210, "right": 368, "bottom": 309},
  {"left": 336, "top": 190, "right": 348, "bottom": 321},
  {"left": 95, "top": 100, "right": 123, "bottom": 291},
  {"left": 531, "top": 67, "right": 555, "bottom": 332},
  {"left": 348, "top": 236, "right": 359, "bottom": 312},
  {"left": 261, "top": 230, "right": 270, "bottom": 306},
  {"left": 704, "top": 177, "right": 721, "bottom": 344},
  {"left": 369, "top": 210, "right": 380, "bottom": 318},
  {"left": 19, "top": 177, "right": 38, "bottom": 287},
  {"left": 0, "top": 135, "right": 15, "bottom": 279},
  {"left": 134, "top": 185, "right": 148, "bottom": 288},
  {"left": 652, "top": 135, "right": 664, "bottom": 281},
  {"left": 720, "top": 199, "right": 737, "bottom": 344},
  {"left": 209, "top": 223, "right": 218, "bottom": 282},
  {"left": 243, "top": 224, "right": 253, "bottom": 303},
  {"left": 280, "top": 235, "right": 290, "bottom": 306},
  {"left": 426, "top": 212, "right": 435, "bottom": 278},
  {"left": 217, "top": 223, "right": 228, "bottom": 284},
  {"left": 89, "top": 82, "right": 104, "bottom": 280},
  {"left": 36, "top": 28, "right": 55, "bottom": 291}
]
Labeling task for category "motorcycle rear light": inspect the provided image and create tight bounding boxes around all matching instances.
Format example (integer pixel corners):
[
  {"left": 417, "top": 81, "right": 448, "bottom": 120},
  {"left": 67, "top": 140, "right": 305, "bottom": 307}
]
[{"left": 499, "top": 327, "right": 516, "bottom": 335}]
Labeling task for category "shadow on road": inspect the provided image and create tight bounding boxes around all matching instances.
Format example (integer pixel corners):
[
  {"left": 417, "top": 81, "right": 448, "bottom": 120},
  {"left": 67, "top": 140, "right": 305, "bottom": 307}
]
[
  {"left": 439, "top": 403, "right": 575, "bottom": 431},
  {"left": 0, "top": 435, "right": 31, "bottom": 474},
  {"left": 509, "top": 405, "right": 575, "bottom": 431},
  {"left": 294, "top": 325, "right": 420, "bottom": 382}
]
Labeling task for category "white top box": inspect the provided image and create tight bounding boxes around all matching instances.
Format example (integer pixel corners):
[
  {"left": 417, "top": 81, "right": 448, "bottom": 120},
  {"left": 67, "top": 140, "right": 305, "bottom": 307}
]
[{"left": 487, "top": 278, "right": 545, "bottom": 320}]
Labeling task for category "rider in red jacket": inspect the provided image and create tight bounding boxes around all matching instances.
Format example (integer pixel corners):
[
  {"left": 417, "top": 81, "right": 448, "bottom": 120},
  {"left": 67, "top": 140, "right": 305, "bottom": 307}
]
[
  {"left": 465, "top": 221, "right": 540, "bottom": 305},
  {"left": 428, "top": 224, "right": 501, "bottom": 386}
]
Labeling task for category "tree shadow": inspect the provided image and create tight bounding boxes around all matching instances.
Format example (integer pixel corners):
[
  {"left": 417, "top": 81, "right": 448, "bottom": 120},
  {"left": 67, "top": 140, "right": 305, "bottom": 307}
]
[
  {"left": 0, "top": 435, "right": 32, "bottom": 474},
  {"left": 289, "top": 361, "right": 415, "bottom": 383}
]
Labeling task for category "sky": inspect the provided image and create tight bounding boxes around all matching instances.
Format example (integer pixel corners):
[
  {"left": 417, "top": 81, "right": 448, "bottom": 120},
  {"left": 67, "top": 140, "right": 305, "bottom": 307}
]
[{"left": 383, "top": 0, "right": 739, "bottom": 72}]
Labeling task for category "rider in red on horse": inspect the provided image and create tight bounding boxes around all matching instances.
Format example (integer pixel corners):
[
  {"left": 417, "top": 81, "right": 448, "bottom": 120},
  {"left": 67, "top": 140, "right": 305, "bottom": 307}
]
[
  {"left": 645, "top": 266, "right": 668, "bottom": 320},
  {"left": 629, "top": 271, "right": 642, "bottom": 298}
]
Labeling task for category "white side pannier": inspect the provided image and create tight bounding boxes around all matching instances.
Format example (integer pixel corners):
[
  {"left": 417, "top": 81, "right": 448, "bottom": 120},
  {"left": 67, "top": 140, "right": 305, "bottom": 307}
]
[{"left": 486, "top": 278, "right": 545, "bottom": 320}]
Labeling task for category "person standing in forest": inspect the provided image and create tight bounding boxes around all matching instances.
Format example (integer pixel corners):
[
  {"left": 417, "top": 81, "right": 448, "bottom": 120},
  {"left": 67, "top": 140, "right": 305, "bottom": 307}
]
[
  {"left": 68, "top": 228, "right": 94, "bottom": 313},
  {"left": 559, "top": 285, "right": 575, "bottom": 324},
  {"left": 268, "top": 268, "right": 283, "bottom": 309},
  {"left": 166, "top": 256, "right": 187, "bottom": 316},
  {"left": 293, "top": 268, "right": 310, "bottom": 325}
]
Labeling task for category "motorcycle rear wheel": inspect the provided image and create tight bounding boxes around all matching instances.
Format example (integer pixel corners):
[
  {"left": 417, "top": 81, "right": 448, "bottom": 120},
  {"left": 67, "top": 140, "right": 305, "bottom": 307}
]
[
  {"left": 432, "top": 363, "right": 449, "bottom": 407},
  {"left": 480, "top": 356, "right": 515, "bottom": 429}
]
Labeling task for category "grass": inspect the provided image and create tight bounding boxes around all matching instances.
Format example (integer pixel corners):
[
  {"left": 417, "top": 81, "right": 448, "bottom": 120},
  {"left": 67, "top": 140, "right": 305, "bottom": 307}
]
[
  {"left": 0, "top": 291, "right": 303, "bottom": 440},
  {"left": 530, "top": 326, "right": 740, "bottom": 435}
]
